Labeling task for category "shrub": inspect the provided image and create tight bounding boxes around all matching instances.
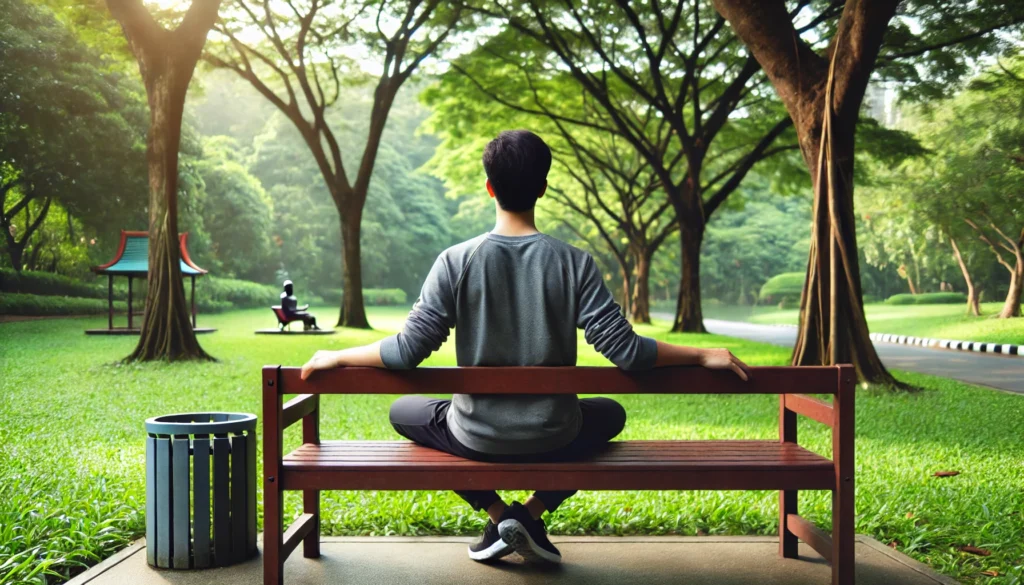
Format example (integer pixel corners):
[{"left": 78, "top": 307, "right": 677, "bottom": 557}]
[
  {"left": 1, "top": 268, "right": 109, "bottom": 299},
  {"left": 759, "top": 272, "right": 805, "bottom": 303},
  {"left": 314, "top": 288, "right": 407, "bottom": 306},
  {"left": 885, "top": 293, "right": 917, "bottom": 305},
  {"left": 364, "top": 288, "right": 407, "bottom": 306},
  {"left": 0, "top": 293, "right": 127, "bottom": 316},
  {"left": 885, "top": 292, "right": 967, "bottom": 305},
  {"left": 196, "top": 277, "right": 282, "bottom": 309},
  {"left": 778, "top": 297, "right": 800, "bottom": 310}
]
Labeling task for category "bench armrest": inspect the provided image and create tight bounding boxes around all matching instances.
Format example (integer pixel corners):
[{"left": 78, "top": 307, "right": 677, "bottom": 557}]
[
  {"left": 779, "top": 364, "right": 855, "bottom": 479},
  {"left": 283, "top": 394, "right": 319, "bottom": 430}
]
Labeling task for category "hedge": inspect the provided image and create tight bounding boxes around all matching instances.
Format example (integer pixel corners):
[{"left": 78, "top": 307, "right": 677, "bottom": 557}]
[
  {"left": 885, "top": 292, "right": 967, "bottom": 305},
  {"left": 0, "top": 293, "right": 127, "bottom": 316},
  {"left": 0, "top": 269, "right": 306, "bottom": 309},
  {"left": 759, "top": 272, "right": 805, "bottom": 302},
  {"left": 196, "top": 277, "right": 287, "bottom": 309},
  {"left": 0, "top": 268, "right": 125, "bottom": 300},
  {"left": 317, "top": 288, "right": 408, "bottom": 306}
]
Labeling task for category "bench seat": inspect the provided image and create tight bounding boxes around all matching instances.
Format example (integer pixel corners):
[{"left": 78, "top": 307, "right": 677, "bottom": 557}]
[{"left": 280, "top": 440, "right": 834, "bottom": 491}]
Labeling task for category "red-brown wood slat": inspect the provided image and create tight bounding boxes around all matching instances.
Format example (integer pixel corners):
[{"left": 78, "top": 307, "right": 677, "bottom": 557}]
[
  {"left": 277, "top": 365, "right": 840, "bottom": 396},
  {"left": 280, "top": 440, "right": 834, "bottom": 490},
  {"left": 784, "top": 393, "right": 835, "bottom": 427},
  {"left": 280, "top": 468, "right": 834, "bottom": 492}
]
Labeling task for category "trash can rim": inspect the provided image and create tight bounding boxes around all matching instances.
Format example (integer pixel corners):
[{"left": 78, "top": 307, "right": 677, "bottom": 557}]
[{"left": 145, "top": 412, "right": 257, "bottom": 435}]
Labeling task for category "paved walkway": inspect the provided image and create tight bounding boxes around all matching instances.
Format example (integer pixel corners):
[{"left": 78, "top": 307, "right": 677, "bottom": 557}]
[
  {"left": 68, "top": 536, "right": 956, "bottom": 585},
  {"left": 655, "top": 315, "right": 1024, "bottom": 394}
]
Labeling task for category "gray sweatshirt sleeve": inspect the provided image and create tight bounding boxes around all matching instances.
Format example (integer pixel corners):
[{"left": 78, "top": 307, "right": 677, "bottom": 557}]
[
  {"left": 576, "top": 254, "right": 658, "bottom": 371},
  {"left": 379, "top": 254, "right": 456, "bottom": 369}
]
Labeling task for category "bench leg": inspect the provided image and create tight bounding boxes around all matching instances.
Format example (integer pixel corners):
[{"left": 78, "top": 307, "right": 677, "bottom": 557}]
[
  {"left": 832, "top": 487, "right": 854, "bottom": 585},
  {"left": 264, "top": 478, "right": 284, "bottom": 585},
  {"left": 779, "top": 490, "right": 798, "bottom": 558},
  {"left": 303, "top": 490, "right": 321, "bottom": 558}
]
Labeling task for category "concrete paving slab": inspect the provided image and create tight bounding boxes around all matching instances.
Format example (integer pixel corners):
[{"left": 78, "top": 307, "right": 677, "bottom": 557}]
[{"left": 68, "top": 535, "right": 957, "bottom": 585}]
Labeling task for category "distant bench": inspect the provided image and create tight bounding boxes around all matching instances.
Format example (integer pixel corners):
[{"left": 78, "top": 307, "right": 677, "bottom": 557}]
[
  {"left": 261, "top": 365, "right": 855, "bottom": 585},
  {"left": 270, "top": 306, "right": 302, "bottom": 331}
]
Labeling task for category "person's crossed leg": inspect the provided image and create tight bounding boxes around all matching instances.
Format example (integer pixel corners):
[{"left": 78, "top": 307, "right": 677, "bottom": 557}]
[{"left": 389, "top": 395, "right": 627, "bottom": 563}]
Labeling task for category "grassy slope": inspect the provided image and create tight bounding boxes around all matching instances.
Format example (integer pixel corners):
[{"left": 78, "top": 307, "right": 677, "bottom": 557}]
[
  {"left": 0, "top": 307, "right": 1022, "bottom": 584},
  {"left": 700, "top": 302, "right": 1024, "bottom": 345}
]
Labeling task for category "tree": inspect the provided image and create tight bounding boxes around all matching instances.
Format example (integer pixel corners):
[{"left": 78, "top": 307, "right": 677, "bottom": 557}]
[
  {"left": 901, "top": 58, "right": 1024, "bottom": 318},
  {"left": 462, "top": 2, "right": 798, "bottom": 332},
  {"left": 713, "top": 0, "right": 1024, "bottom": 384},
  {"left": 206, "top": 0, "right": 462, "bottom": 328},
  {"left": 194, "top": 136, "right": 276, "bottom": 282},
  {"left": 105, "top": 0, "right": 223, "bottom": 361},
  {"left": 0, "top": 0, "right": 146, "bottom": 271}
]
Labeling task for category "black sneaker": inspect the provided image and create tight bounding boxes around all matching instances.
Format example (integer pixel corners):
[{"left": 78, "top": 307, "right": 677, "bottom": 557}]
[
  {"left": 497, "top": 502, "right": 562, "bottom": 564},
  {"left": 468, "top": 520, "right": 513, "bottom": 562}
]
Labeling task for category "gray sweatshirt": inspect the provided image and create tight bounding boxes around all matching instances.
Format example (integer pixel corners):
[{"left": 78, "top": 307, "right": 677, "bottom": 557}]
[{"left": 380, "top": 232, "right": 658, "bottom": 454}]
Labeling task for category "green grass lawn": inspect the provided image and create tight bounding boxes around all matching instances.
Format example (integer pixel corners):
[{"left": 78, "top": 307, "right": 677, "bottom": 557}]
[
  {"left": 699, "top": 302, "right": 1024, "bottom": 345},
  {"left": 1, "top": 307, "right": 1023, "bottom": 584}
]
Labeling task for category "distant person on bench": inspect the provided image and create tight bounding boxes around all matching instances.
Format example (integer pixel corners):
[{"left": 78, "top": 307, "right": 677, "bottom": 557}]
[
  {"left": 299, "top": 130, "right": 749, "bottom": 565},
  {"left": 281, "top": 280, "right": 320, "bottom": 331}
]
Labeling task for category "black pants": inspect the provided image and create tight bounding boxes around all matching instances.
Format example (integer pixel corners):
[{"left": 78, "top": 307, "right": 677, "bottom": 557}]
[
  {"left": 290, "top": 312, "right": 317, "bottom": 329},
  {"left": 389, "top": 396, "right": 626, "bottom": 514}
]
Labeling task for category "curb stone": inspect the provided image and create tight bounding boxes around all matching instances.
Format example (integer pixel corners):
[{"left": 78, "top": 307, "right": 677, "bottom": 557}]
[
  {"left": 753, "top": 322, "right": 1021, "bottom": 357},
  {"left": 868, "top": 332, "right": 1022, "bottom": 356}
]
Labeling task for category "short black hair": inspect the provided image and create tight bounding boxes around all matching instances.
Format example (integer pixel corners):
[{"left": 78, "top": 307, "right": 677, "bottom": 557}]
[{"left": 482, "top": 130, "right": 552, "bottom": 212}]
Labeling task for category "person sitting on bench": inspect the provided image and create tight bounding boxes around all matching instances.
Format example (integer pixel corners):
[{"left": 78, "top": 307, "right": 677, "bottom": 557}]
[
  {"left": 281, "top": 280, "right": 320, "bottom": 330},
  {"left": 300, "top": 130, "right": 749, "bottom": 566}
]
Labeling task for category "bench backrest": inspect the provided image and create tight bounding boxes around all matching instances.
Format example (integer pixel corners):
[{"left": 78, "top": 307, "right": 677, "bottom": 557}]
[
  {"left": 266, "top": 365, "right": 851, "bottom": 396},
  {"left": 271, "top": 306, "right": 289, "bottom": 323},
  {"left": 262, "top": 365, "right": 854, "bottom": 460}
]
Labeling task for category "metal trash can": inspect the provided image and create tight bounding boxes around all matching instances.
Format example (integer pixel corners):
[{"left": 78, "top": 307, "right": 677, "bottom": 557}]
[{"left": 144, "top": 412, "right": 258, "bottom": 569}]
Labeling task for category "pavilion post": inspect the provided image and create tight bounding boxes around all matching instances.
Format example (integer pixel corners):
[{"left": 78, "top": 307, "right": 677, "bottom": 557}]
[
  {"left": 191, "top": 276, "right": 197, "bottom": 329},
  {"left": 108, "top": 274, "right": 114, "bottom": 330},
  {"left": 128, "top": 276, "right": 134, "bottom": 330}
]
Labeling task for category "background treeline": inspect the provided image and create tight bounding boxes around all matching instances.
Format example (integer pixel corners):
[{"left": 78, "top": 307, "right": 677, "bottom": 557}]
[{"left": 2, "top": 0, "right": 1021, "bottom": 319}]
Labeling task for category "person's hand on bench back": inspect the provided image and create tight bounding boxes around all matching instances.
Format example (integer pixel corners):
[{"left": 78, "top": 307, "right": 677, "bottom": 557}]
[
  {"left": 654, "top": 341, "right": 751, "bottom": 381},
  {"left": 300, "top": 341, "right": 385, "bottom": 380}
]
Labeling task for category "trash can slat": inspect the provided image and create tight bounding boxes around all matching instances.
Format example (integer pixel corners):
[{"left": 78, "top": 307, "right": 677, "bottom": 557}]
[
  {"left": 246, "top": 430, "right": 257, "bottom": 555},
  {"left": 155, "top": 437, "right": 171, "bottom": 568},
  {"left": 145, "top": 436, "right": 157, "bottom": 567},
  {"left": 193, "top": 436, "right": 211, "bottom": 569},
  {"left": 231, "top": 434, "right": 247, "bottom": 563},
  {"left": 172, "top": 436, "right": 191, "bottom": 569},
  {"left": 213, "top": 435, "right": 231, "bottom": 565}
]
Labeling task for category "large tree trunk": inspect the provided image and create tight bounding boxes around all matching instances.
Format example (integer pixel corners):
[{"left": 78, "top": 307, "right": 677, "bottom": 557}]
[
  {"left": 126, "top": 61, "right": 212, "bottom": 362},
  {"left": 108, "top": 0, "right": 221, "bottom": 362},
  {"left": 337, "top": 204, "right": 370, "bottom": 328},
  {"left": 713, "top": 0, "right": 903, "bottom": 386},
  {"left": 630, "top": 252, "right": 652, "bottom": 324},
  {"left": 671, "top": 218, "right": 707, "bottom": 333},
  {"left": 950, "top": 237, "right": 981, "bottom": 316},
  {"left": 789, "top": 72, "right": 901, "bottom": 386},
  {"left": 999, "top": 254, "right": 1023, "bottom": 318}
]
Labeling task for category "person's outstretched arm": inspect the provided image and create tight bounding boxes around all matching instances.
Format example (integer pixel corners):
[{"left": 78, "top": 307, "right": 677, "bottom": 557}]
[
  {"left": 653, "top": 341, "right": 750, "bottom": 381},
  {"left": 300, "top": 254, "right": 456, "bottom": 379},
  {"left": 576, "top": 254, "right": 749, "bottom": 381}
]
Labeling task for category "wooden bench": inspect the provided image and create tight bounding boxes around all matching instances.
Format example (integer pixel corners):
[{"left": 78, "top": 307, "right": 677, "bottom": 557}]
[{"left": 262, "top": 365, "right": 855, "bottom": 585}]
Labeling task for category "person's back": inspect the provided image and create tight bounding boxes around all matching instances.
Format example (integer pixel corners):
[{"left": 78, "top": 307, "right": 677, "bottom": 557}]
[
  {"left": 300, "top": 129, "right": 748, "bottom": 567},
  {"left": 381, "top": 231, "right": 655, "bottom": 454}
]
